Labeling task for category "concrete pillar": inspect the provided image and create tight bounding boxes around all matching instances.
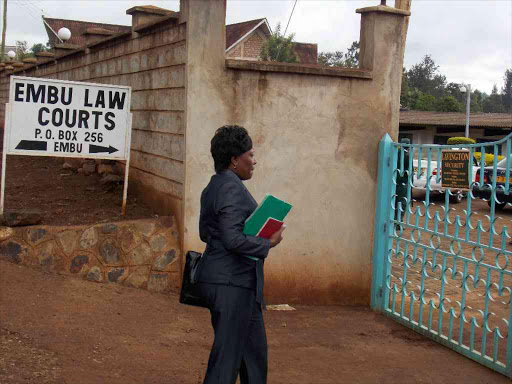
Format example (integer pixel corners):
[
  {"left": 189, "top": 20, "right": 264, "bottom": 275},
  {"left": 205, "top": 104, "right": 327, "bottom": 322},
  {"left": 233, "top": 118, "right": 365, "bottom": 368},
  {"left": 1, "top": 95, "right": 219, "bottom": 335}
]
[
  {"left": 395, "top": 0, "right": 413, "bottom": 55},
  {"left": 357, "top": 5, "right": 411, "bottom": 139},
  {"left": 182, "top": 0, "right": 227, "bottom": 251},
  {"left": 179, "top": 0, "right": 189, "bottom": 23}
]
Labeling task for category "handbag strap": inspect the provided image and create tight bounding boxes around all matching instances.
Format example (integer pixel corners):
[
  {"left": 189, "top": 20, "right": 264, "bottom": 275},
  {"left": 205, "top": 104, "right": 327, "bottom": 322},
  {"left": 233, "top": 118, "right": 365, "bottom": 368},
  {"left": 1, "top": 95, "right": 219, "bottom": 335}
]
[{"left": 192, "top": 235, "right": 211, "bottom": 284}]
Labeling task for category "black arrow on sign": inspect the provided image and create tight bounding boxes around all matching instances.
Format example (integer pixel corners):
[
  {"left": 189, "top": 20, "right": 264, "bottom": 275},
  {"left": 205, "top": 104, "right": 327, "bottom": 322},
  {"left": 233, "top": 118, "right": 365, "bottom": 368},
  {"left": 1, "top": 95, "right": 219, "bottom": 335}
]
[
  {"left": 89, "top": 144, "right": 119, "bottom": 154},
  {"left": 15, "top": 140, "right": 48, "bottom": 151}
]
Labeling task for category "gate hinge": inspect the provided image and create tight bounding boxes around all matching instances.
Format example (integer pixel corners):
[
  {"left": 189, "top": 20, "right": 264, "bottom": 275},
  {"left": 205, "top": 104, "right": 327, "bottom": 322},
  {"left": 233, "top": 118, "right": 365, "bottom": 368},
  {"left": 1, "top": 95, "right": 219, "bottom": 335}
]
[{"left": 378, "top": 287, "right": 383, "bottom": 298}]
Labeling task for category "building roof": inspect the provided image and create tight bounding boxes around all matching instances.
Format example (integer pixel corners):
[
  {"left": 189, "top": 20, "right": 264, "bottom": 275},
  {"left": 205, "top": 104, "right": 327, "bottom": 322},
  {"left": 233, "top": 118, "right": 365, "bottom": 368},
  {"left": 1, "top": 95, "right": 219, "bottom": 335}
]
[
  {"left": 44, "top": 15, "right": 318, "bottom": 64},
  {"left": 43, "top": 17, "right": 131, "bottom": 47},
  {"left": 400, "top": 110, "right": 512, "bottom": 129},
  {"left": 226, "top": 18, "right": 269, "bottom": 50},
  {"left": 226, "top": 18, "right": 318, "bottom": 64},
  {"left": 293, "top": 43, "right": 318, "bottom": 65}
]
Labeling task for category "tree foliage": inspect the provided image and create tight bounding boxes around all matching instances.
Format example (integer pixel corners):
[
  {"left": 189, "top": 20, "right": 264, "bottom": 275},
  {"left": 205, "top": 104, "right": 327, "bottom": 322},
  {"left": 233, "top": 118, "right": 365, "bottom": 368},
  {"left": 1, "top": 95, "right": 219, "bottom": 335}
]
[
  {"left": 14, "top": 40, "right": 29, "bottom": 61},
  {"left": 260, "top": 23, "right": 298, "bottom": 63},
  {"left": 482, "top": 84, "right": 505, "bottom": 113},
  {"left": 30, "top": 42, "right": 50, "bottom": 56},
  {"left": 436, "top": 96, "right": 463, "bottom": 112},
  {"left": 400, "top": 55, "right": 510, "bottom": 114},
  {"left": 318, "top": 41, "right": 359, "bottom": 68},
  {"left": 503, "top": 69, "right": 512, "bottom": 113},
  {"left": 407, "top": 55, "right": 446, "bottom": 98}
]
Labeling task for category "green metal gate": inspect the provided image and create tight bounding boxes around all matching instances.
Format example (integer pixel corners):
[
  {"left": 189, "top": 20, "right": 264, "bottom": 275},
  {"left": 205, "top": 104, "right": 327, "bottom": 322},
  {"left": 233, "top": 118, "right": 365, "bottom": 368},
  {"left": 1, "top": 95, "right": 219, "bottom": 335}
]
[{"left": 372, "top": 134, "right": 512, "bottom": 377}]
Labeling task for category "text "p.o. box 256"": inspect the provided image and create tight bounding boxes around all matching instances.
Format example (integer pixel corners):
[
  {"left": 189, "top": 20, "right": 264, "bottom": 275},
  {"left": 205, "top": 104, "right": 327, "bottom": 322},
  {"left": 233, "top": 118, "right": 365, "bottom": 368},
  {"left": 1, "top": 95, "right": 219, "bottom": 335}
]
[{"left": 1, "top": 76, "right": 133, "bottom": 215}]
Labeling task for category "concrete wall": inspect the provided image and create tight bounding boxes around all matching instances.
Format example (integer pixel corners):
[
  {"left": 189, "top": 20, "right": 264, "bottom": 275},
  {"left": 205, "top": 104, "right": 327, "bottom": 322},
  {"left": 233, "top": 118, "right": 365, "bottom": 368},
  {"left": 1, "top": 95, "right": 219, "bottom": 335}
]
[
  {"left": 182, "top": 0, "right": 410, "bottom": 305},
  {"left": 0, "top": 15, "right": 186, "bottom": 236}
]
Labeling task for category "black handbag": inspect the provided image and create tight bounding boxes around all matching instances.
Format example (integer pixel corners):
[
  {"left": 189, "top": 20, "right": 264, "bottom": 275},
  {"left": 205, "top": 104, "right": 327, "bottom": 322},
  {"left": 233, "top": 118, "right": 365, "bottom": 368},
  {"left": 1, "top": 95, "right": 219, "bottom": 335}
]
[{"left": 179, "top": 250, "right": 208, "bottom": 308}]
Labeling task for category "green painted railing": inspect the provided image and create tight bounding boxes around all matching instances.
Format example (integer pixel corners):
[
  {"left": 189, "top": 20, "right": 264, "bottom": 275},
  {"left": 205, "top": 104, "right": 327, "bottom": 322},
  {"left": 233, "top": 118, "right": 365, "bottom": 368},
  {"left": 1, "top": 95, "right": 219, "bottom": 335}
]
[{"left": 372, "top": 133, "right": 512, "bottom": 377}]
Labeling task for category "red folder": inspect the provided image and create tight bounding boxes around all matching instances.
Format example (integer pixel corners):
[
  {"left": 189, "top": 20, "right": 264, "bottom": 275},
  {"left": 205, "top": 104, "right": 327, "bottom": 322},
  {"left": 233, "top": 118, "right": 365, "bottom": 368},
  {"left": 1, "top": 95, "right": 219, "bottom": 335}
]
[{"left": 256, "top": 218, "right": 284, "bottom": 239}]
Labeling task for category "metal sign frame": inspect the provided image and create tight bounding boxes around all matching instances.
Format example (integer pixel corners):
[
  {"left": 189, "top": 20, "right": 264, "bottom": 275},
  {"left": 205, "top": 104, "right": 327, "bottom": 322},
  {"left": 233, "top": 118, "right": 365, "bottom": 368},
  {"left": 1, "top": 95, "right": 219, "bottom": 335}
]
[{"left": 1, "top": 76, "right": 133, "bottom": 216}]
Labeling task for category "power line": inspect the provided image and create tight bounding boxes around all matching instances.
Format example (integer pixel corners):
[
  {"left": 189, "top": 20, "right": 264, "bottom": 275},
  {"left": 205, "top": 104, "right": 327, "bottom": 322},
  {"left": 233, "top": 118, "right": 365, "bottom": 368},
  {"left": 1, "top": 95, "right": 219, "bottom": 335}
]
[
  {"left": 283, "top": 0, "right": 298, "bottom": 37},
  {"left": 276, "top": 0, "right": 299, "bottom": 62}
]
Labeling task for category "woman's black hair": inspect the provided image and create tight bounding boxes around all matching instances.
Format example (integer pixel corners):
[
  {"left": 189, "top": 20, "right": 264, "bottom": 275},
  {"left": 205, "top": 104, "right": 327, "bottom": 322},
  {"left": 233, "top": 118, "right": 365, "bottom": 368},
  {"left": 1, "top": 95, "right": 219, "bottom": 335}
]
[{"left": 211, "top": 125, "right": 253, "bottom": 173}]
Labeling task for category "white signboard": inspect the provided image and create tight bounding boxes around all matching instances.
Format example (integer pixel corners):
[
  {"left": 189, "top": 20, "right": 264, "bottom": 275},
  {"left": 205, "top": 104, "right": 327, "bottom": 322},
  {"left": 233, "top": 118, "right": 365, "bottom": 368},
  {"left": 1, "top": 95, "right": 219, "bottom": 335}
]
[
  {"left": 1, "top": 76, "right": 133, "bottom": 215},
  {"left": 7, "top": 76, "right": 131, "bottom": 160}
]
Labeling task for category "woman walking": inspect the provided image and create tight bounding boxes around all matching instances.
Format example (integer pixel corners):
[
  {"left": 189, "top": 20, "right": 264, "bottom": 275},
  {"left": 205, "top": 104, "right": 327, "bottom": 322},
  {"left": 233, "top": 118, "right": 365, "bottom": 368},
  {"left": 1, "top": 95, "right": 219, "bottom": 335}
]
[{"left": 197, "top": 125, "right": 286, "bottom": 384}]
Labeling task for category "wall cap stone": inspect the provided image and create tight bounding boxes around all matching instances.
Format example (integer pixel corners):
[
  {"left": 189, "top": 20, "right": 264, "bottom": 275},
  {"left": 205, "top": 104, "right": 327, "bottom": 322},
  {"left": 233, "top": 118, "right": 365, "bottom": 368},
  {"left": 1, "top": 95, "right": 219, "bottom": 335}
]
[
  {"left": 126, "top": 5, "right": 175, "bottom": 16},
  {"left": 55, "top": 43, "right": 81, "bottom": 50},
  {"left": 35, "top": 51, "right": 55, "bottom": 58},
  {"left": 133, "top": 13, "right": 180, "bottom": 33},
  {"left": 84, "top": 28, "right": 116, "bottom": 36},
  {"left": 226, "top": 59, "right": 373, "bottom": 79},
  {"left": 85, "top": 31, "right": 132, "bottom": 50},
  {"left": 356, "top": 5, "right": 411, "bottom": 16}
]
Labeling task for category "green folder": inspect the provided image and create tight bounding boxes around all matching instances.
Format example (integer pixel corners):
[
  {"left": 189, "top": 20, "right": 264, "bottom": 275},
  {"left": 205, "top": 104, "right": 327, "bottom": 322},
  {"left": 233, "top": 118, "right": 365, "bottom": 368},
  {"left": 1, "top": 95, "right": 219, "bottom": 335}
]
[{"left": 244, "top": 194, "right": 292, "bottom": 236}]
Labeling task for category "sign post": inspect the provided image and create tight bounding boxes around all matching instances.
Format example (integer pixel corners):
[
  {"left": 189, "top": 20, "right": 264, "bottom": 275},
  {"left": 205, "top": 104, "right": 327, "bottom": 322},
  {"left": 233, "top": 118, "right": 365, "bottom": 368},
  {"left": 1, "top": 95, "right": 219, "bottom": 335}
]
[
  {"left": 441, "top": 149, "right": 471, "bottom": 190},
  {"left": 1, "top": 76, "right": 132, "bottom": 216}
]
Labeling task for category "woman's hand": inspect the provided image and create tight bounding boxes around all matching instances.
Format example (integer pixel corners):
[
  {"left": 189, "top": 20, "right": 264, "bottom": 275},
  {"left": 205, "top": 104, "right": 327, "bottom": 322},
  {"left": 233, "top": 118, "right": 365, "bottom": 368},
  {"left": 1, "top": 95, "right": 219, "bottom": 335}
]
[{"left": 269, "top": 225, "right": 286, "bottom": 248}]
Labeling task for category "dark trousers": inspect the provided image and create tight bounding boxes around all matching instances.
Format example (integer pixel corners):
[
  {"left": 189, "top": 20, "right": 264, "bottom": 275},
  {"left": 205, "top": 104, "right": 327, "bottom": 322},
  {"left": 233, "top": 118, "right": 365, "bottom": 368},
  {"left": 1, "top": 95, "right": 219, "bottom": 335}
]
[{"left": 200, "top": 283, "right": 267, "bottom": 384}]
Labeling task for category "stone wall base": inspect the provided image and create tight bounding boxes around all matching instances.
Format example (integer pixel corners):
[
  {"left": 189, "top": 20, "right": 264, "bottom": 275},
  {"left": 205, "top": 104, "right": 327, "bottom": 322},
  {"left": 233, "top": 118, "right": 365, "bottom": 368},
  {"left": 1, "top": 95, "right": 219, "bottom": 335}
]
[{"left": 0, "top": 217, "right": 182, "bottom": 294}]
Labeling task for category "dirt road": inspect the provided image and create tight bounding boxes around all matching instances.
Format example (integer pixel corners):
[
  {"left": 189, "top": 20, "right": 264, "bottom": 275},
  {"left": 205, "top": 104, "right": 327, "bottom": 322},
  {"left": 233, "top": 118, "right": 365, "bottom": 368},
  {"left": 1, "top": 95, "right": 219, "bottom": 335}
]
[{"left": 0, "top": 260, "right": 507, "bottom": 384}]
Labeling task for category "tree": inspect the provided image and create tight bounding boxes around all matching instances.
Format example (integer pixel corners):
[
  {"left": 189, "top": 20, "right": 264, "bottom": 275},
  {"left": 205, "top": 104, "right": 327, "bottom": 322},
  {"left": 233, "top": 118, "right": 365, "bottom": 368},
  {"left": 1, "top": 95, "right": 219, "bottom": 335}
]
[
  {"left": 318, "top": 41, "right": 359, "bottom": 68},
  {"left": 414, "top": 92, "right": 437, "bottom": 111},
  {"left": 15, "top": 40, "right": 29, "bottom": 60},
  {"left": 30, "top": 42, "right": 50, "bottom": 56},
  {"left": 318, "top": 51, "right": 343, "bottom": 67},
  {"left": 502, "top": 68, "right": 512, "bottom": 113},
  {"left": 260, "top": 22, "right": 298, "bottom": 63},
  {"left": 407, "top": 55, "right": 446, "bottom": 98},
  {"left": 400, "top": 67, "right": 410, "bottom": 107},
  {"left": 436, "top": 95, "right": 463, "bottom": 112},
  {"left": 446, "top": 82, "right": 465, "bottom": 104},
  {"left": 483, "top": 84, "right": 505, "bottom": 113},
  {"left": 470, "top": 89, "right": 483, "bottom": 113}
]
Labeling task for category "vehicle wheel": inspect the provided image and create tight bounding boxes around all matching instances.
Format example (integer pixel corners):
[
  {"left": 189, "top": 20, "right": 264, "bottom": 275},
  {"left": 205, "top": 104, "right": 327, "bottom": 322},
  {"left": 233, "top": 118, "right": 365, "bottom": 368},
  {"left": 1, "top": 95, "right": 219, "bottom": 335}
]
[
  {"left": 449, "top": 191, "right": 463, "bottom": 204},
  {"left": 487, "top": 200, "right": 507, "bottom": 210}
]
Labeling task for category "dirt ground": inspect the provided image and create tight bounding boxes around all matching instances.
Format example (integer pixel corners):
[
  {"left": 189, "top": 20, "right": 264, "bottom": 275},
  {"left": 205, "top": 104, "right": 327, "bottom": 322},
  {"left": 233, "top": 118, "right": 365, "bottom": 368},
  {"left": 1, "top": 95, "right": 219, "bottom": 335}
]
[
  {"left": 0, "top": 128, "right": 156, "bottom": 225},
  {"left": 0, "top": 260, "right": 507, "bottom": 384}
]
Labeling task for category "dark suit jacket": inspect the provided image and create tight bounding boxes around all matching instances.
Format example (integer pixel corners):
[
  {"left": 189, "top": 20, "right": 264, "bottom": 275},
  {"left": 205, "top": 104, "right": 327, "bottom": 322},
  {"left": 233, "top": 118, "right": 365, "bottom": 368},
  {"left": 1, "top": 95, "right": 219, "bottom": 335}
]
[{"left": 198, "top": 170, "right": 270, "bottom": 302}]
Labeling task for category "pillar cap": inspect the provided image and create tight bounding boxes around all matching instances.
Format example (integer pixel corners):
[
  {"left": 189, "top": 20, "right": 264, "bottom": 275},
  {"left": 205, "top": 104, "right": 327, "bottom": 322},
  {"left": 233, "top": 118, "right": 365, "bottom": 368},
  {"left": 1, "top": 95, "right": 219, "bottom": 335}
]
[
  {"left": 356, "top": 5, "right": 411, "bottom": 16},
  {"left": 126, "top": 5, "right": 174, "bottom": 16}
]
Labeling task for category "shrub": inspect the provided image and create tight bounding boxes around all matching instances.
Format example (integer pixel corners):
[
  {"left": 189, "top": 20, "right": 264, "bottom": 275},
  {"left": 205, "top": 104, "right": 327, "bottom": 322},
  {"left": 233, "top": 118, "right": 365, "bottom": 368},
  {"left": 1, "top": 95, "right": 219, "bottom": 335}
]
[
  {"left": 447, "top": 137, "right": 476, "bottom": 145},
  {"left": 473, "top": 152, "right": 505, "bottom": 166}
]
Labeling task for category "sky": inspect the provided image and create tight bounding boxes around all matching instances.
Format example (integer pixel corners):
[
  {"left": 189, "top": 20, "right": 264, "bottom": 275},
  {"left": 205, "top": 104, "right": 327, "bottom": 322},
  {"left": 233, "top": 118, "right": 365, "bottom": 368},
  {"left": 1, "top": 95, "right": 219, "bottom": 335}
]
[{"left": 2, "top": 0, "right": 511, "bottom": 94}]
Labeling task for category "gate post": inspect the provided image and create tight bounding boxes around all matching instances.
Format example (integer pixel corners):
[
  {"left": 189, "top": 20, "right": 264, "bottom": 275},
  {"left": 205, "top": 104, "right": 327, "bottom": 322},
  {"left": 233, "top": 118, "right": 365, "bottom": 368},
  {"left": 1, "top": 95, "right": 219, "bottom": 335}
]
[{"left": 371, "top": 134, "right": 395, "bottom": 311}]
